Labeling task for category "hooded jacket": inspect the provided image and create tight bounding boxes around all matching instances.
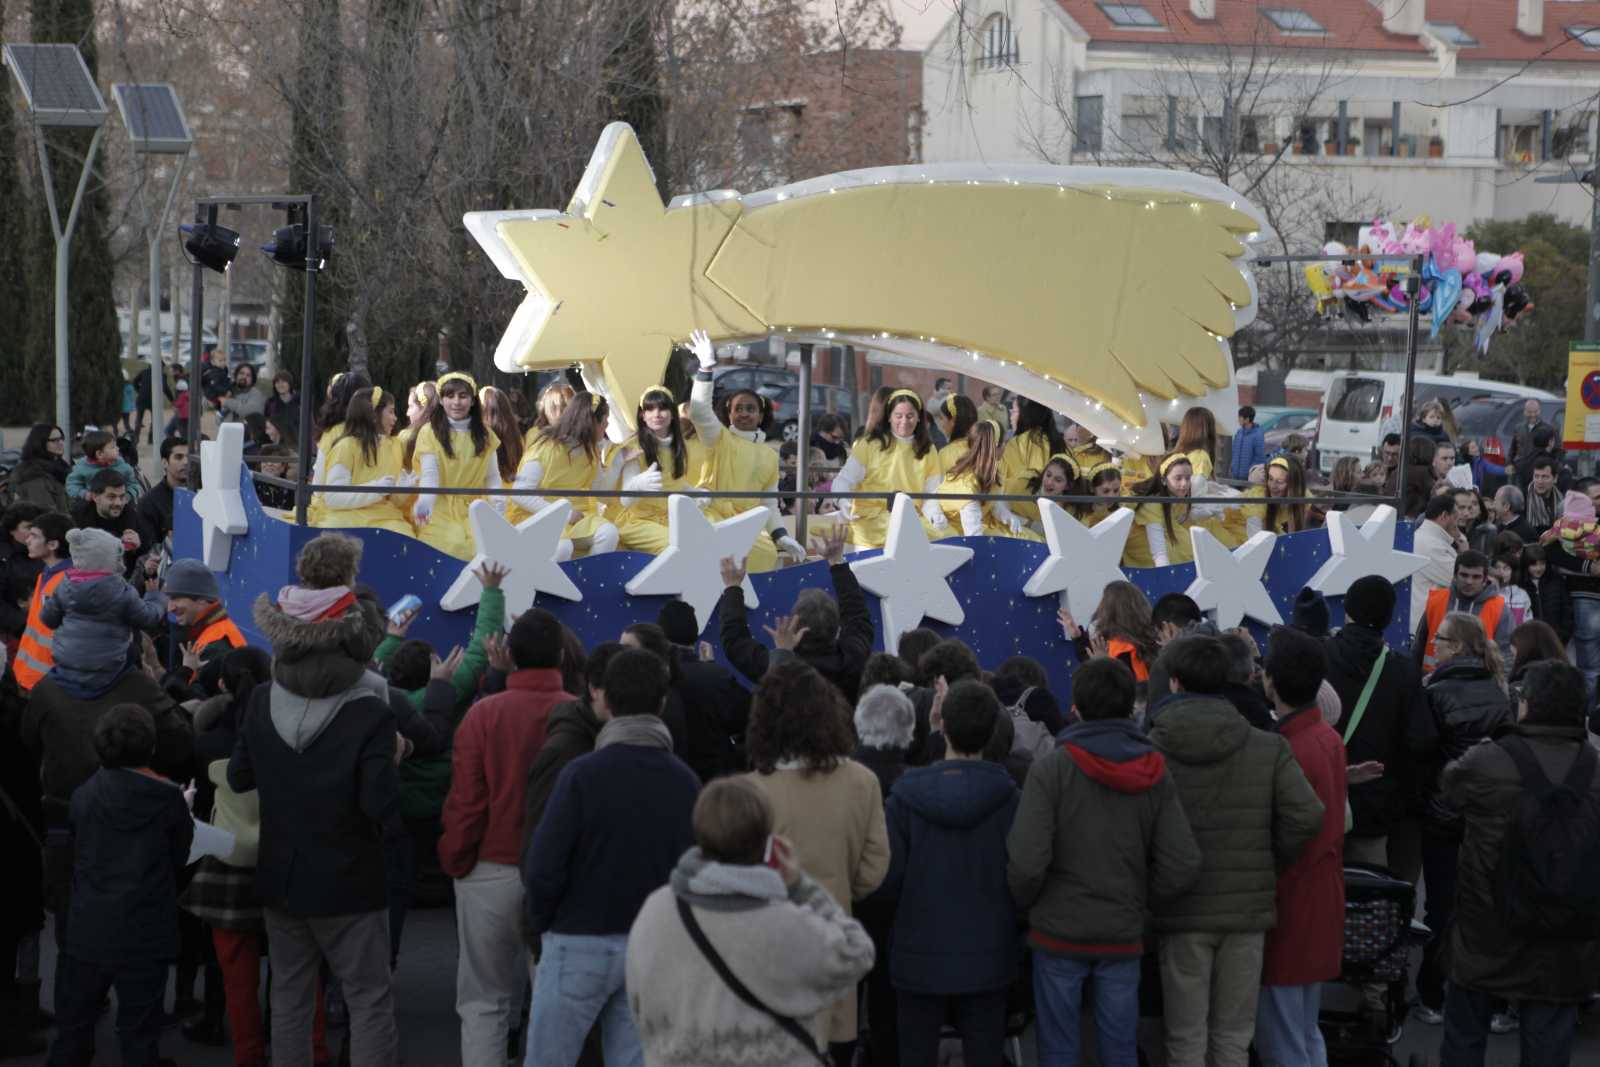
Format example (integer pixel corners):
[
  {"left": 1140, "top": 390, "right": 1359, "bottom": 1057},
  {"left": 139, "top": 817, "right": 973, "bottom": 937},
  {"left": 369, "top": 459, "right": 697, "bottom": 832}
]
[
  {"left": 1323, "top": 624, "right": 1423, "bottom": 836},
  {"left": 67, "top": 767, "right": 193, "bottom": 965},
  {"left": 10, "top": 456, "right": 69, "bottom": 512},
  {"left": 1148, "top": 694, "right": 1324, "bottom": 933},
  {"left": 1406, "top": 656, "right": 1512, "bottom": 833},
  {"left": 229, "top": 600, "right": 399, "bottom": 917},
  {"left": 42, "top": 573, "right": 166, "bottom": 698},
  {"left": 877, "top": 759, "right": 1019, "bottom": 994},
  {"left": 1412, "top": 582, "right": 1513, "bottom": 668},
  {"left": 1007, "top": 718, "right": 1201, "bottom": 959}
]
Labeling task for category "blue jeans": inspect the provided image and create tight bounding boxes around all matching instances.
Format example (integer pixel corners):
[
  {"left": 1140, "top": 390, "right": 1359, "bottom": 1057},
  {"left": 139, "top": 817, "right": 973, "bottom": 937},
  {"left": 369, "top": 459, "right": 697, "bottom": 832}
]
[
  {"left": 526, "top": 932, "right": 640, "bottom": 1067},
  {"left": 1254, "top": 984, "right": 1326, "bottom": 1067},
  {"left": 1033, "top": 954, "right": 1140, "bottom": 1067},
  {"left": 1440, "top": 985, "right": 1577, "bottom": 1067},
  {"left": 1572, "top": 594, "right": 1600, "bottom": 695}
]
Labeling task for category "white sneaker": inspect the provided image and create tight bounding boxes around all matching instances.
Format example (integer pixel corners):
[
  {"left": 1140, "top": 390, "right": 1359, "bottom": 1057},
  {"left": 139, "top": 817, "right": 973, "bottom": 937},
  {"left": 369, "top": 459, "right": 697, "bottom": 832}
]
[
  {"left": 1490, "top": 1011, "right": 1519, "bottom": 1034},
  {"left": 1413, "top": 1004, "right": 1444, "bottom": 1025}
]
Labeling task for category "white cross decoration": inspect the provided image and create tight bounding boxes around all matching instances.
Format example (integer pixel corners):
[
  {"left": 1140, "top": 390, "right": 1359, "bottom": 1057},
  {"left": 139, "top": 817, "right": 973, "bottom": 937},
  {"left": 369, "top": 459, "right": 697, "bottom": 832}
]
[
  {"left": 440, "top": 499, "right": 583, "bottom": 620},
  {"left": 190, "top": 422, "right": 248, "bottom": 572}
]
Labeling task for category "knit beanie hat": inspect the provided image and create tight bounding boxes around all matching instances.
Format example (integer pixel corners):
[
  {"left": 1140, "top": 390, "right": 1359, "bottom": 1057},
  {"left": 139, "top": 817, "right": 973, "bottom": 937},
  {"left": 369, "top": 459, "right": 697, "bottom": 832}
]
[
  {"left": 1344, "top": 575, "right": 1397, "bottom": 629},
  {"left": 165, "top": 558, "right": 221, "bottom": 601},
  {"left": 1292, "top": 587, "right": 1330, "bottom": 638},
  {"left": 66, "top": 527, "right": 124, "bottom": 573},
  {"left": 657, "top": 600, "right": 699, "bottom": 646}
]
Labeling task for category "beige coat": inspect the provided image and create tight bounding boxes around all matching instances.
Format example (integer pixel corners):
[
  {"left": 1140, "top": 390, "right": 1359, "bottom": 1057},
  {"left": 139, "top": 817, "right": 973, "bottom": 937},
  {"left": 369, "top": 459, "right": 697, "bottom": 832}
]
[{"left": 749, "top": 761, "right": 890, "bottom": 1042}]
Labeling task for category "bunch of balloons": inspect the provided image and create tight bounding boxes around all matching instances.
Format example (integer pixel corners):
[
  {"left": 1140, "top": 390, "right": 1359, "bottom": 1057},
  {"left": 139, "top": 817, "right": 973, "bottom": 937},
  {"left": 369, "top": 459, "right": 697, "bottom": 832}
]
[{"left": 1304, "top": 216, "right": 1533, "bottom": 354}]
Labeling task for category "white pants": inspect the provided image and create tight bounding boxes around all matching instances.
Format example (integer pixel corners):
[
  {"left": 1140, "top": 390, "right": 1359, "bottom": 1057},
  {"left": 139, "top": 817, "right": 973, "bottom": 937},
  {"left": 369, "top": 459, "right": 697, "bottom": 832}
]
[{"left": 454, "top": 861, "right": 529, "bottom": 1067}]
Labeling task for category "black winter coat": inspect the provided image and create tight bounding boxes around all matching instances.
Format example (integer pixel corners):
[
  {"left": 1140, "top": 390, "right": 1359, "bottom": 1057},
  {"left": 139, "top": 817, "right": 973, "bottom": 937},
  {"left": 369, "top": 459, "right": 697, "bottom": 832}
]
[
  {"left": 67, "top": 767, "right": 192, "bottom": 965},
  {"left": 719, "top": 562, "right": 874, "bottom": 702},
  {"left": 670, "top": 648, "right": 749, "bottom": 781},
  {"left": 1323, "top": 624, "right": 1423, "bottom": 836},
  {"left": 1406, "top": 657, "right": 1511, "bottom": 833},
  {"left": 1523, "top": 570, "right": 1573, "bottom": 643}
]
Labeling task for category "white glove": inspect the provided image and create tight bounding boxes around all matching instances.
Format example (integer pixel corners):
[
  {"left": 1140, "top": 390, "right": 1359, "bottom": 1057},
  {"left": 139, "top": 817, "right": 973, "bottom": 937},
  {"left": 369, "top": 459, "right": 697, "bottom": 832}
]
[
  {"left": 623, "top": 464, "right": 663, "bottom": 494},
  {"left": 776, "top": 534, "right": 806, "bottom": 563},
  {"left": 412, "top": 497, "right": 434, "bottom": 525},
  {"left": 397, "top": 471, "right": 418, "bottom": 488},
  {"left": 1006, "top": 513, "right": 1028, "bottom": 535},
  {"left": 365, "top": 475, "right": 396, "bottom": 490},
  {"left": 693, "top": 493, "right": 712, "bottom": 510},
  {"left": 689, "top": 329, "right": 716, "bottom": 372},
  {"left": 922, "top": 499, "right": 950, "bottom": 529}
]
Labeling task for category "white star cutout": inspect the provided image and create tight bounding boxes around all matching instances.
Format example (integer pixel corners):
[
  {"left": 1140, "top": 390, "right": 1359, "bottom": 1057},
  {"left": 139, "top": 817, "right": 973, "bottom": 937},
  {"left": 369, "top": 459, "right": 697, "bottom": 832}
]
[
  {"left": 1021, "top": 500, "right": 1135, "bottom": 619},
  {"left": 850, "top": 493, "right": 974, "bottom": 654},
  {"left": 191, "top": 422, "right": 248, "bottom": 572},
  {"left": 1185, "top": 526, "right": 1283, "bottom": 631},
  {"left": 625, "top": 494, "right": 769, "bottom": 635},
  {"left": 1305, "top": 504, "right": 1426, "bottom": 598},
  {"left": 440, "top": 500, "right": 583, "bottom": 619}
]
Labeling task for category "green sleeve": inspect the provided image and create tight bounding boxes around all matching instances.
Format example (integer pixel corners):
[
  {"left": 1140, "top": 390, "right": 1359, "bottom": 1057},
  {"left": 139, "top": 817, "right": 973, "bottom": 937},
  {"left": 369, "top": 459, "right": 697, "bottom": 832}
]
[
  {"left": 374, "top": 634, "right": 402, "bottom": 667},
  {"left": 450, "top": 586, "right": 505, "bottom": 706}
]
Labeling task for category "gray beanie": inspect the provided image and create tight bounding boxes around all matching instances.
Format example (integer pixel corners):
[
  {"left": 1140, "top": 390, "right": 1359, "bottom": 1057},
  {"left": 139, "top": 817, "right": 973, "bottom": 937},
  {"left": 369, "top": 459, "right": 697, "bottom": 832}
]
[
  {"left": 66, "top": 528, "right": 124, "bottom": 573},
  {"left": 164, "top": 558, "right": 220, "bottom": 601}
]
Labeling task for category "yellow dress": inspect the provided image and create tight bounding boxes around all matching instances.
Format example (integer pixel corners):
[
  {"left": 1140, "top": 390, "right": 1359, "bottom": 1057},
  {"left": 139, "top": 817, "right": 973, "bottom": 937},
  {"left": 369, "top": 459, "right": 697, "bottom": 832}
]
[
  {"left": 305, "top": 423, "right": 343, "bottom": 526},
  {"left": 515, "top": 434, "right": 610, "bottom": 546},
  {"left": 1124, "top": 501, "right": 1195, "bottom": 568},
  {"left": 315, "top": 435, "right": 413, "bottom": 536},
  {"left": 846, "top": 437, "right": 943, "bottom": 548},
  {"left": 1000, "top": 431, "right": 1055, "bottom": 525},
  {"left": 703, "top": 429, "right": 782, "bottom": 573},
  {"left": 613, "top": 435, "right": 709, "bottom": 555},
  {"left": 412, "top": 424, "right": 500, "bottom": 560},
  {"left": 1184, "top": 449, "right": 1215, "bottom": 480}
]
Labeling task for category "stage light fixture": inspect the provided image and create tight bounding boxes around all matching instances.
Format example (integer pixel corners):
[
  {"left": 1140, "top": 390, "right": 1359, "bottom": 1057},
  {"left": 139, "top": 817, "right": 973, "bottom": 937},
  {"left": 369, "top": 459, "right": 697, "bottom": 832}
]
[
  {"left": 179, "top": 222, "right": 241, "bottom": 274},
  {"left": 261, "top": 223, "right": 334, "bottom": 271}
]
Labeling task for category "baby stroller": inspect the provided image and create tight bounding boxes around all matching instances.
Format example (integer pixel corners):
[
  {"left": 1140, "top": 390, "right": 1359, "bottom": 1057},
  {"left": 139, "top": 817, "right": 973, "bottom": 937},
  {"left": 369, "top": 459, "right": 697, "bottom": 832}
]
[{"left": 1319, "top": 864, "right": 1430, "bottom": 1066}]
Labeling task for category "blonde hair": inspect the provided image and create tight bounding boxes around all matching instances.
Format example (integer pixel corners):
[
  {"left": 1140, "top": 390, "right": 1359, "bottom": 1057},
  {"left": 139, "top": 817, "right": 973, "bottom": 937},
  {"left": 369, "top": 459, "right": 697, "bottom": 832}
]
[
  {"left": 1437, "top": 611, "right": 1505, "bottom": 690},
  {"left": 692, "top": 778, "right": 774, "bottom": 866}
]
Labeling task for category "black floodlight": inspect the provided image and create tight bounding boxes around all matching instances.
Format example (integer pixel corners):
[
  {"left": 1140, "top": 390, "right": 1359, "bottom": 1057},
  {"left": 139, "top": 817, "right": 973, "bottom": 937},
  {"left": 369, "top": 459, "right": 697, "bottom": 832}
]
[
  {"left": 180, "top": 222, "right": 241, "bottom": 273},
  {"left": 262, "top": 223, "right": 334, "bottom": 271}
]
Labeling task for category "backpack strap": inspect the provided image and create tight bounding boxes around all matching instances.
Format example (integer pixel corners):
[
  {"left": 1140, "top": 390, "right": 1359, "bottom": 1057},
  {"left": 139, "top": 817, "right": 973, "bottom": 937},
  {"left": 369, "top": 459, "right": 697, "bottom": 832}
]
[
  {"left": 1342, "top": 647, "right": 1387, "bottom": 745},
  {"left": 675, "top": 896, "right": 832, "bottom": 1067},
  {"left": 1499, "top": 734, "right": 1556, "bottom": 793}
]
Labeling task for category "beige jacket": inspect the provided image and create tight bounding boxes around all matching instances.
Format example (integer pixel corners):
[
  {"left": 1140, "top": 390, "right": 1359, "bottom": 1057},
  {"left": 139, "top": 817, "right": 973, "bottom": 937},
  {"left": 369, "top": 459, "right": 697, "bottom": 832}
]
[{"left": 748, "top": 761, "right": 890, "bottom": 1041}]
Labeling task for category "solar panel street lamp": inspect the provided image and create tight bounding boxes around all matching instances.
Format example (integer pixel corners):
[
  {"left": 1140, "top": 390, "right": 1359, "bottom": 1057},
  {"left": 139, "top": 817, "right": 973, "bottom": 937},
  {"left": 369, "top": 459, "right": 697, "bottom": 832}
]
[
  {"left": 2, "top": 43, "right": 110, "bottom": 442},
  {"left": 112, "top": 83, "right": 193, "bottom": 454}
]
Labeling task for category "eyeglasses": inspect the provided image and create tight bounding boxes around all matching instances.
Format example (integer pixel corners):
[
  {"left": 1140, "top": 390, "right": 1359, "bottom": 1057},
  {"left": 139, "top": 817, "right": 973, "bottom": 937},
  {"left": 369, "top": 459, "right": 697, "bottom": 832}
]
[{"left": 46, "top": 435, "right": 64, "bottom": 443}]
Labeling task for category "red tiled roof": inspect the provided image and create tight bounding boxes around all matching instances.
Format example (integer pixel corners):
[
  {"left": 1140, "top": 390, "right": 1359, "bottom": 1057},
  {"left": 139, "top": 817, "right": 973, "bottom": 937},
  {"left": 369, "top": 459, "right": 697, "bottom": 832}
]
[
  {"left": 1054, "top": 0, "right": 1600, "bottom": 61},
  {"left": 1427, "top": 0, "right": 1600, "bottom": 62},
  {"left": 1055, "top": 0, "right": 1429, "bottom": 53}
]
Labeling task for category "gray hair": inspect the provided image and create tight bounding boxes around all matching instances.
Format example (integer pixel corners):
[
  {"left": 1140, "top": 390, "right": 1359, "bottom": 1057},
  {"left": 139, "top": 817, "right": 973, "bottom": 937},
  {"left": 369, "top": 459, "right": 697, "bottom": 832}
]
[
  {"left": 854, "top": 684, "right": 915, "bottom": 750},
  {"left": 1495, "top": 484, "right": 1524, "bottom": 515}
]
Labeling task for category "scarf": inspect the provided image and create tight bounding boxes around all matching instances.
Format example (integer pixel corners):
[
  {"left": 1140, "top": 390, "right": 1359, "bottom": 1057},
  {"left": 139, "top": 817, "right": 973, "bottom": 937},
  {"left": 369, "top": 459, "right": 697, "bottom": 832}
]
[
  {"left": 1529, "top": 486, "right": 1558, "bottom": 529},
  {"left": 595, "top": 714, "right": 673, "bottom": 751},
  {"left": 670, "top": 846, "right": 788, "bottom": 913},
  {"left": 276, "top": 584, "right": 355, "bottom": 622}
]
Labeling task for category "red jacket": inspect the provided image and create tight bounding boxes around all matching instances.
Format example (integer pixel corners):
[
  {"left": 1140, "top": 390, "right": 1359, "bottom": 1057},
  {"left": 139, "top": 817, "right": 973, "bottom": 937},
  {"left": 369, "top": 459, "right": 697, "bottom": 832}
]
[
  {"left": 1261, "top": 706, "right": 1348, "bottom": 986},
  {"left": 437, "top": 668, "right": 573, "bottom": 878}
]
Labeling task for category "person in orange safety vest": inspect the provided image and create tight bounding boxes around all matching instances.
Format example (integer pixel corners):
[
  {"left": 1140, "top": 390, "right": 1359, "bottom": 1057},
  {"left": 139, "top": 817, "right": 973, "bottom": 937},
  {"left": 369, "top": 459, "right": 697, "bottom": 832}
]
[
  {"left": 14, "top": 511, "right": 74, "bottom": 692},
  {"left": 157, "top": 559, "right": 245, "bottom": 697},
  {"left": 1412, "top": 550, "right": 1512, "bottom": 676}
]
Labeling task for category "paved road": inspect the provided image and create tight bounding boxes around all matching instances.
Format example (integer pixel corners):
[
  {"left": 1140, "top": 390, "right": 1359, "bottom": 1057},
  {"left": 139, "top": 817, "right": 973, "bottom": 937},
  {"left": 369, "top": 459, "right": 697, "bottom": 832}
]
[{"left": 19, "top": 902, "right": 1600, "bottom": 1066}]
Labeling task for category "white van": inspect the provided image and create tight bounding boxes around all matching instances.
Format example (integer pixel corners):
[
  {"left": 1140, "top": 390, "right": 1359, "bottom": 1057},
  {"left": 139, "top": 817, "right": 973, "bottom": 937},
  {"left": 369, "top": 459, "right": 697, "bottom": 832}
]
[{"left": 1316, "top": 372, "right": 1559, "bottom": 474}]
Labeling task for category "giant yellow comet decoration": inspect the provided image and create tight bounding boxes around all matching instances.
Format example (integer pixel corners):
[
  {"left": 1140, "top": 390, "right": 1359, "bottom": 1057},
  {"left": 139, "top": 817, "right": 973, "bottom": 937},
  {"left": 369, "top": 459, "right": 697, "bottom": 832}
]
[{"left": 465, "top": 123, "right": 1269, "bottom": 447}]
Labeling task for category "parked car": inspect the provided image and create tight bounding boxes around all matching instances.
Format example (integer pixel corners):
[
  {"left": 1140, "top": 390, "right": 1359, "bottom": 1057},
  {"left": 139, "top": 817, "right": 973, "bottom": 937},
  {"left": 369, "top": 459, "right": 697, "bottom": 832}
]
[
  {"left": 1452, "top": 396, "right": 1567, "bottom": 488},
  {"left": 229, "top": 339, "right": 271, "bottom": 370},
  {"left": 1314, "top": 371, "right": 1559, "bottom": 473},
  {"left": 711, "top": 365, "right": 793, "bottom": 410},
  {"left": 1255, "top": 407, "right": 1320, "bottom": 453},
  {"left": 757, "top": 382, "right": 858, "bottom": 443}
]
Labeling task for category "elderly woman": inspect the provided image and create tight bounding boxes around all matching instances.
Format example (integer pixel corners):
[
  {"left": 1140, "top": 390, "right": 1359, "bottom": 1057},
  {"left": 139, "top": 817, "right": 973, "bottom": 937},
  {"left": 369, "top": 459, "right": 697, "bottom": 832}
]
[
  {"left": 747, "top": 662, "right": 890, "bottom": 1064},
  {"left": 626, "top": 777, "right": 874, "bottom": 1066}
]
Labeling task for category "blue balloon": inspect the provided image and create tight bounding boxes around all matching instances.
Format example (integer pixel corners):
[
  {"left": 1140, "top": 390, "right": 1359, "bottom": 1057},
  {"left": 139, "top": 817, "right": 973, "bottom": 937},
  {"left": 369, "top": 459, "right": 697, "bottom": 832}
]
[{"left": 1431, "top": 268, "right": 1463, "bottom": 337}]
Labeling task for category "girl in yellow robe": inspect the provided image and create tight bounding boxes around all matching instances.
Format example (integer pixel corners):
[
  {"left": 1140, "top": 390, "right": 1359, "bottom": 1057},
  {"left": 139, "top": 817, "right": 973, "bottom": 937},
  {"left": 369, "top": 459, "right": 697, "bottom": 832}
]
[
  {"left": 934, "top": 394, "right": 978, "bottom": 470},
  {"left": 410, "top": 372, "right": 503, "bottom": 560},
  {"left": 1000, "top": 397, "right": 1068, "bottom": 529},
  {"left": 306, "top": 371, "right": 370, "bottom": 526},
  {"left": 937, "top": 419, "right": 1039, "bottom": 539},
  {"left": 1124, "top": 453, "right": 1197, "bottom": 568},
  {"left": 401, "top": 380, "right": 437, "bottom": 475},
  {"left": 512, "top": 390, "right": 620, "bottom": 557},
  {"left": 1081, "top": 461, "right": 1126, "bottom": 529},
  {"left": 829, "top": 389, "right": 945, "bottom": 549},
  {"left": 1017, "top": 452, "right": 1082, "bottom": 536},
  {"left": 611, "top": 387, "right": 710, "bottom": 555},
  {"left": 687, "top": 331, "right": 805, "bottom": 570},
  {"left": 1241, "top": 455, "right": 1312, "bottom": 536},
  {"left": 315, "top": 386, "right": 414, "bottom": 536}
]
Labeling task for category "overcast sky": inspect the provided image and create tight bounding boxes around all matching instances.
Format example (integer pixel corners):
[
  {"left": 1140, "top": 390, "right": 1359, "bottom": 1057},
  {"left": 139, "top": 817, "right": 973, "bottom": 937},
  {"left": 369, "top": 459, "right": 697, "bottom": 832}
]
[{"left": 888, "top": 0, "right": 955, "bottom": 47}]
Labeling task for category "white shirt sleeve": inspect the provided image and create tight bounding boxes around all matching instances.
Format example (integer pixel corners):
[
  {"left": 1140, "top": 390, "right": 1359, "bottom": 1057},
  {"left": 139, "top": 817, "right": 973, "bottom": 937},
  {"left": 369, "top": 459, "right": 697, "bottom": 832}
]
[
  {"left": 1246, "top": 515, "right": 1263, "bottom": 538},
  {"left": 1145, "top": 523, "right": 1169, "bottom": 567},
  {"left": 689, "top": 378, "right": 723, "bottom": 448},
  {"left": 762, "top": 473, "right": 783, "bottom": 531},
  {"left": 959, "top": 501, "right": 984, "bottom": 536},
  {"left": 512, "top": 457, "right": 549, "bottom": 514},
  {"left": 415, "top": 453, "right": 441, "bottom": 515},
  {"left": 322, "top": 462, "right": 391, "bottom": 510},
  {"left": 485, "top": 461, "right": 506, "bottom": 513},
  {"left": 831, "top": 455, "right": 866, "bottom": 519}
]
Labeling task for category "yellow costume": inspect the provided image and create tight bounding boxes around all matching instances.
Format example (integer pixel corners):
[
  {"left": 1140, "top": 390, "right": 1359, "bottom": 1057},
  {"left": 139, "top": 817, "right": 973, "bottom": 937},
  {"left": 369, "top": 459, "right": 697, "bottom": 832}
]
[
  {"left": 1120, "top": 452, "right": 1156, "bottom": 486},
  {"left": 702, "top": 428, "right": 782, "bottom": 572},
  {"left": 411, "top": 424, "right": 500, "bottom": 560},
  {"left": 515, "top": 433, "right": 611, "bottom": 544},
  {"left": 999, "top": 431, "right": 1052, "bottom": 524},
  {"left": 306, "top": 423, "right": 343, "bottom": 526},
  {"left": 1125, "top": 501, "right": 1195, "bottom": 568},
  {"left": 843, "top": 437, "right": 943, "bottom": 547},
  {"left": 613, "top": 435, "right": 710, "bottom": 554},
  {"left": 1183, "top": 449, "right": 1215, "bottom": 480},
  {"left": 315, "top": 435, "right": 413, "bottom": 536}
]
